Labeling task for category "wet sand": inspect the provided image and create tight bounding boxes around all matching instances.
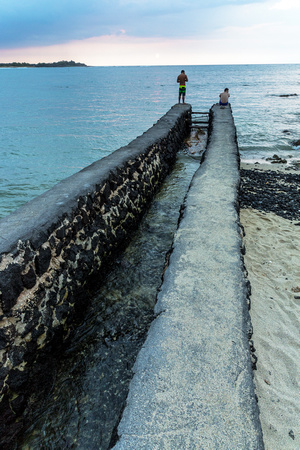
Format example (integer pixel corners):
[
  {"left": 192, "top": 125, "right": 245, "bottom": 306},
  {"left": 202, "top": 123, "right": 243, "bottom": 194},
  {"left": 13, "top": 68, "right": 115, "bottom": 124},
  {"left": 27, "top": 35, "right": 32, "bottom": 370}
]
[{"left": 240, "top": 162, "right": 300, "bottom": 449}]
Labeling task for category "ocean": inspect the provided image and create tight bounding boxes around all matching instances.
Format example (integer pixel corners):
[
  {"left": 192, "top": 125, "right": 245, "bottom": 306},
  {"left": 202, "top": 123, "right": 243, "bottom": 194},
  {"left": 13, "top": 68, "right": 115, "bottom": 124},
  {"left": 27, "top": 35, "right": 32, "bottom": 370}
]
[{"left": 0, "top": 64, "right": 299, "bottom": 218}]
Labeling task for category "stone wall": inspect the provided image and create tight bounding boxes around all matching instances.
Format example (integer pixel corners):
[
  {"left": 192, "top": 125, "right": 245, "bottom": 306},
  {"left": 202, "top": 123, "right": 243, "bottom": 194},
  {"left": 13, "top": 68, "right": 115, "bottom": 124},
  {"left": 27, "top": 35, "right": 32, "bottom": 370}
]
[{"left": 0, "top": 104, "right": 191, "bottom": 445}]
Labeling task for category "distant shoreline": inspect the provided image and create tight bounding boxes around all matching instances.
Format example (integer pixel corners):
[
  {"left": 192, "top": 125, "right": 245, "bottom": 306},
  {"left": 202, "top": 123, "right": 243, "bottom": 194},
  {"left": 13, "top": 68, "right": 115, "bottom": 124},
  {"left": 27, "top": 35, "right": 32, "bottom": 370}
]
[{"left": 0, "top": 60, "right": 87, "bottom": 68}]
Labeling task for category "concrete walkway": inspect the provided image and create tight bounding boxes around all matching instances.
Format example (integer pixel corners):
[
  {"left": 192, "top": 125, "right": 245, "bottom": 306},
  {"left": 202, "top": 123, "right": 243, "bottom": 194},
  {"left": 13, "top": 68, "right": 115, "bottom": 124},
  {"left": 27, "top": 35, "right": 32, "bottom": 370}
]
[{"left": 113, "top": 104, "right": 264, "bottom": 449}]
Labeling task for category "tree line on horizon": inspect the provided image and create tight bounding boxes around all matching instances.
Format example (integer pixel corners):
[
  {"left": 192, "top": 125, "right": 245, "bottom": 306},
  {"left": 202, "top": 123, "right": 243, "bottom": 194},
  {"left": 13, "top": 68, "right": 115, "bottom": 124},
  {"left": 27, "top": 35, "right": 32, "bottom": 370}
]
[{"left": 0, "top": 60, "right": 87, "bottom": 68}]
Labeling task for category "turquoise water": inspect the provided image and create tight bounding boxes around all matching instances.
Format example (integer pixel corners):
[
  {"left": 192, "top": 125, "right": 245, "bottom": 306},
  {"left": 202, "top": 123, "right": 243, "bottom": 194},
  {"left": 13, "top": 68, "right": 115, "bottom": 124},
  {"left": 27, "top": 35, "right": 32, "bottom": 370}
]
[{"left": 0, "top": 64, "right": 299, "bottom": 217}]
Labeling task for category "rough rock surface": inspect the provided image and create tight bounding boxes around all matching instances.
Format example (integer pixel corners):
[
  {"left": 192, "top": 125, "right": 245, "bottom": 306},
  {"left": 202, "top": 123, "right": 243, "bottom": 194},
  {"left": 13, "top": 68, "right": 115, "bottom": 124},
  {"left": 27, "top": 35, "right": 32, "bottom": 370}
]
[{"left": 240, "top": 168, "right": 300, "bottom": 222}]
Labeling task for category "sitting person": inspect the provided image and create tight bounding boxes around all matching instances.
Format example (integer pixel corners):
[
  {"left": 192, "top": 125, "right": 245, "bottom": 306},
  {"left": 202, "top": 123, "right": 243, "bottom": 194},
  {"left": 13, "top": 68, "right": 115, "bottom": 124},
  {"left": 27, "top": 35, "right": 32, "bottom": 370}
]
[{"left": 219, "top": 88, "right": 230, "bottom": 106}]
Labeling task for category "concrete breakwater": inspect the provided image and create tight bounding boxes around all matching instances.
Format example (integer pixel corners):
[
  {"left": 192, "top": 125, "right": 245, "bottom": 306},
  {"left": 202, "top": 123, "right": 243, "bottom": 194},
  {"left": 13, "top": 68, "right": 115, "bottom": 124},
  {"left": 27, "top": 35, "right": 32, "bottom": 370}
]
[
  {"left": 0, "top": 104, "right": 191, "bottom": 445},
  {"left": 113, "top": 104, "right": 264, "bottom": 449}
]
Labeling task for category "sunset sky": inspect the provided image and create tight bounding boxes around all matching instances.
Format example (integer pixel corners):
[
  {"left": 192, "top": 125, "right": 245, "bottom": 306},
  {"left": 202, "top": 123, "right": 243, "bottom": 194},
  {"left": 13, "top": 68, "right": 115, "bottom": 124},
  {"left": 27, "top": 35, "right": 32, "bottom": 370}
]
[{"left": 0, "top": 0, "right": 299, "bottom": 66}]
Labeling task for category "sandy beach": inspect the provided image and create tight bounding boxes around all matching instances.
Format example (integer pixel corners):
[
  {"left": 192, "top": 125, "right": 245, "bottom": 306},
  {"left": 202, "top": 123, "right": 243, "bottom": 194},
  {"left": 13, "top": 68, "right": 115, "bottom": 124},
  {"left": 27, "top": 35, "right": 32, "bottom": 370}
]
[{"left": 240, "top": 161, "right": 300, "bottom": 449}]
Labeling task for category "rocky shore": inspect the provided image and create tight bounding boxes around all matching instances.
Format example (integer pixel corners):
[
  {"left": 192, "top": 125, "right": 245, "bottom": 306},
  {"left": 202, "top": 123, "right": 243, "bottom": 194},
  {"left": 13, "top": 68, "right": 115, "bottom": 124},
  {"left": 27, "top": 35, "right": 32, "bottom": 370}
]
[
  {"left": 240, "top": 162, "right": 300, "bottom": 450},
  {"left": 240, "top": 166, "right": 300, "bottom": 222}
]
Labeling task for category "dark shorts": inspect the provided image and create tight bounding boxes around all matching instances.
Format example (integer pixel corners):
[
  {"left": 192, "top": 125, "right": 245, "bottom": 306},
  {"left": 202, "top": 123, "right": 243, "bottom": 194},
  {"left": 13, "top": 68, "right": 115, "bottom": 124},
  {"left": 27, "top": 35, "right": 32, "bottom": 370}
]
[
  {"left": 179, "top": 86, "right": 186, "bottom": 95},
  {"left": 219, "top": 100, "right": 228, "bottom": 106}
]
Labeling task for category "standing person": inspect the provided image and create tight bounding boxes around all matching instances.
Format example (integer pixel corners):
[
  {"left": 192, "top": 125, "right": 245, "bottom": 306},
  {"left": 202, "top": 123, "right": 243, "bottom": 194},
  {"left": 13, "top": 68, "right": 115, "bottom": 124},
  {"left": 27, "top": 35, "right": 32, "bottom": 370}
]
[
  {"left": 219, "top": 88, "right": 230, "bottom": 106},
  {"left": 177, "top": 70, "right": 188, "bottom": 104}
]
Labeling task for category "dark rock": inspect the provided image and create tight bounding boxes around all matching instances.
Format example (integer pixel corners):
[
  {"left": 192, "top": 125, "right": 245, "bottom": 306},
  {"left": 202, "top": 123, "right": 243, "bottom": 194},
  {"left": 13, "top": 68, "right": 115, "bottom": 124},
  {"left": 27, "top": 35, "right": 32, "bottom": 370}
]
[
  {"left": 35, "top": 246, "right": 51, "bottom": 275},
  {"left": 279, "top": 93, "right": 298, "bottom": 97},
  {"left": 24, "top": 245, "right": 35, "bottom": 262},
  {"left": 289, "top": 430, "right": 295, "bottom": 440},
  {"left": 10, "top": 346, "right": 26, "bottom": 366},
  {"left": 22, "top": 266, "right": 37, "bottom": 289},
  {"left": 0, "top": 264, "right": 24, "bottom": 313},
  {"left": 55, "top": 241, "right": 64, "bottom": 256},
  {"left": 48, "top": 290, "right": 59, "bottom": 307},
  {"left": 266, "top": 154, "right": 287, "bottom": 164},
  {"left": 0, "top": 328, "right": 9, "bottom": 350},
  {"left": 10, "top": 394, "right": 26, "bottom": 416},
  {"left": 240, "top": 168, "right": 300, "bottom": 221},
  {"left": 81, "top": 209, "right": 90, "bottom": 225},
  {"left": 55, "top": 301, "right": 71, "bottom": 323},
  {"left": 251, "top": 352, "right": 258, "bottom": 370},
  {"left": 0, "top": 400, "right": 24, "bottom": 448},
  {"left": 271, "top": 158, "right": 287, "bottom": 164},
  {"left": 30, "top": 229, "right": 49, "bottom": 250},
  {"left": 0, "top": 366, "right": 9, "bottom": 384},
  {"left": 31, "top": 324, "right": 45, "bottom": 341},
  {"left": 73, "top": 215, "right": 83, "bottom": 233},
  {"left": 48, "top": 235, "right": 57, "bottom": 248},
  {"left": 91, "top": 235, "right": 99, "bottom": 250},
  {"left": 7, "top": 367, "right": 29, "bottom": 392},
  {"left": 55, "top": 226, "right": 66, "bottom": 239},
  {"left": 86, "top": 195, "right": 93, "bottom": 210},
  {"left": 66, "top": 244, "right": 79, "bottom": 262},
  {"left": 77, "top": 196, "right": 86, "bottom": 209},
  {"left": 101, "top": 182, "right": 111, "bottom": 204}
]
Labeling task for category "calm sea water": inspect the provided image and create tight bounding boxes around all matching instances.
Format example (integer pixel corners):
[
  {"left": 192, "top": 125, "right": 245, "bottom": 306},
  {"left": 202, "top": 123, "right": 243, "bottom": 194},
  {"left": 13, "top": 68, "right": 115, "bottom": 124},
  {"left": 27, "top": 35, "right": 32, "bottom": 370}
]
[{"left": 0, "top": 64, "right": 299, "bottom": 218}]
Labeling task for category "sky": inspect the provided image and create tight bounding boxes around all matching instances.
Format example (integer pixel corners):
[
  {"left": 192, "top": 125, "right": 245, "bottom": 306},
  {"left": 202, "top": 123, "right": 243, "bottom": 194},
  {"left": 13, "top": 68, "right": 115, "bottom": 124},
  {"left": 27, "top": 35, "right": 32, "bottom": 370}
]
[{"left": 0, "top": 0, "right": 299, "bottom": 66}]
